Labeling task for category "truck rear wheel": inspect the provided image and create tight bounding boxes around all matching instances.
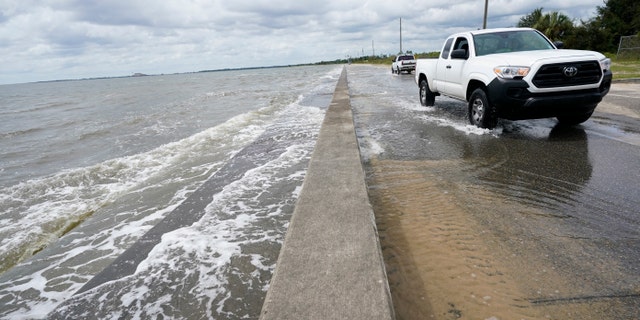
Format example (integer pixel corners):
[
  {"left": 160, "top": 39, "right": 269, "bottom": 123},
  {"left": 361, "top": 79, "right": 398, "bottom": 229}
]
[
  {"left": 419, "top": 79, "right": 435, "bottom": 106},
  {"left": 469, "top": 88, "right": 497, "bottom": 129}
]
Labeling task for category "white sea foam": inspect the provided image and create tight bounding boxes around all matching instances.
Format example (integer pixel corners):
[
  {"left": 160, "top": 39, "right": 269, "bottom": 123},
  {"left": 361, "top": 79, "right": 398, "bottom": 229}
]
[
  {"left": 0, "top": 102, "right": 277, "bottom": 275},
  {"left": 0, "top": 101, "right": 303, "bottom": 320},
  {"left": 359, "top": 137, "right": 385, "bottom": 161},
  {"left": 393, "top": 98, "right": 495, "bottom": 136},
  {"left": 0, "top": 65, "right": 340, "bottom": 319},
  {"left": 53, "top": 99, "right": 327, "bottom": 320},
  {"left": 417, "top": 113, "right": 496, "bottom": 136},
  {"left": 129, "top": 141, "right": 313, "bottom": 317}
]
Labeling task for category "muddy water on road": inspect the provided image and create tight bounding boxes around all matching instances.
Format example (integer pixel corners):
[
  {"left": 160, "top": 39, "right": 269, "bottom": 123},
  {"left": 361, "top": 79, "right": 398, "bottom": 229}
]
[
  {"left": 348, "top": 65, "right": 640, "bottom": 320},
  {"left": 367, "top": 156, "right": 637, "bottom": 319},
  {"left": 368, "top": 159, "right": 539, "bottom": 319}
]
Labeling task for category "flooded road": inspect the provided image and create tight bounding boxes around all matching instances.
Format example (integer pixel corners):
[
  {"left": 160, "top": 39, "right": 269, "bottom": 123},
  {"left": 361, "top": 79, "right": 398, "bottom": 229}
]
[{"left": 347, "top": 65, "right": 640, "bottom": 319}]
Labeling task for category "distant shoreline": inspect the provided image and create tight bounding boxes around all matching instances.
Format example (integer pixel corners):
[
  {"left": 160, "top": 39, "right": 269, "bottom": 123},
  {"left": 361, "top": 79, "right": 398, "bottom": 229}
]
[{"left": 28, "top": 62, "right": 345, "bottom": 85}]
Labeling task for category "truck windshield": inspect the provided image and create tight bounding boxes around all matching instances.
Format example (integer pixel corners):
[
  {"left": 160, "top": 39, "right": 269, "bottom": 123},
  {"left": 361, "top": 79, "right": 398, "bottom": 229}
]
[{"left": 473, "top": 30, "right": 555, "bottom": 56}]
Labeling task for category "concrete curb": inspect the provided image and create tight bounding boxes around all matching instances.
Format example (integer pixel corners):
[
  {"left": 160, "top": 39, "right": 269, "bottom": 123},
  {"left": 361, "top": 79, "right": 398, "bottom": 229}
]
[{"left": 259, "top": 67, "right": 395, "bottom": 320}]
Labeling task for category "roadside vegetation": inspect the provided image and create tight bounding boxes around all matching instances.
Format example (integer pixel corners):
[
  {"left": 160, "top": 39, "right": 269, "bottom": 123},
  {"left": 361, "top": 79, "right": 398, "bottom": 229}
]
[
  {"left": 608, "top": 59, "right": 640, "bottom": 79},
  {"left": 342, "top": 53, "right": 640, "bottom": 81},
  {"left": 317, "top": 0, "right": 639, "bottom": 80}
]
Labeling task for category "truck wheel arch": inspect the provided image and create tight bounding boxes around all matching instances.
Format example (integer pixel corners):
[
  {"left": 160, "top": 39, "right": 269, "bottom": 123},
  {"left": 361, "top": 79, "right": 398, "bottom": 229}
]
[
  {"left": 465, "top": 80, "right": 487, "bottom": 102},
  {"left": 419, "top": 78, "right": 436, "bottom": 106},
  {"left": 418, "top": 73, "right": 428, "bottom": 84}
]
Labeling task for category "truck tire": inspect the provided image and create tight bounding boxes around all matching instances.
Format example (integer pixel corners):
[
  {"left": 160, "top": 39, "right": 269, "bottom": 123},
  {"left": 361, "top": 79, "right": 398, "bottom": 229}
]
[
  {"left": 391, "top": 67, "right": 395, "bottom": 74},
  {"left": 419, "top": 79, "right": 436, "bottom": 106},
  {"left": 556, "top": 111, "right": 593, "bottom": 126},
  {"left": 468, "top": 88, "right": 497, "bottom": 129}
]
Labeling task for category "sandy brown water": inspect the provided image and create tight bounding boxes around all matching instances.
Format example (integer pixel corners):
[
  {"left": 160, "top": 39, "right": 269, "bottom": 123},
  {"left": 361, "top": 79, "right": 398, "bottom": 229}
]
[
  {"left": 366, "top": 158, "right": 637, "bottom": 320},
  {"left": 349, "top": 64, "right": 640, "bottom": 320},
  {"left": 368, "top": 158, "right": 538, "bottom": 319}
]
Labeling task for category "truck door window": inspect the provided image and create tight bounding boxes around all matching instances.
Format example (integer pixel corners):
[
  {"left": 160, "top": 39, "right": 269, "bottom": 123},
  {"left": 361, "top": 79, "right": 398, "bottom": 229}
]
[
  {"left": 454, "top": 37, "right": 469, "bottom": 57},
  {"left": 441, "top": 38, "right": 454, "bottom": 59}
]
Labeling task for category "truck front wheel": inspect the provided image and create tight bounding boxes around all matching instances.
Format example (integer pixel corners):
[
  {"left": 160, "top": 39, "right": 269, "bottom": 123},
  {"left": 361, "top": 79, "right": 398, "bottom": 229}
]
[
  {"left": 419, "top": 79, "right": 435, "bottom": 106},
  {"left": 469, "top": 88, "right": 496, "bottom": 129}
]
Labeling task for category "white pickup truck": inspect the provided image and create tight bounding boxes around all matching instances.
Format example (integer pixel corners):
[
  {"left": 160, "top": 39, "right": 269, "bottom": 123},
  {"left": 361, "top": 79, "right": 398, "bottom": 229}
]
[
  {"left": 392, "top": 54, "right": 416, "bottom": 74},
  {"left": 415, "top": 27, "right": 613, "bottom": 128}
]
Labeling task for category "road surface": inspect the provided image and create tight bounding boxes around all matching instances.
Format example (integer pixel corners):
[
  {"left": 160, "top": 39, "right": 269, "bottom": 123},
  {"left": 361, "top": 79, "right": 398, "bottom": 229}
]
[{"left": 348, "top": 65, "right": 640, "bottom": 320}]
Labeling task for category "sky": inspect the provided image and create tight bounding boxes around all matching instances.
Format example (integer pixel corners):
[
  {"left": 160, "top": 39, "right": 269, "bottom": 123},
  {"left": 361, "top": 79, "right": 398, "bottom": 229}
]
[{"left": 0, "top": 0, "right": 605, "bottom": 85}]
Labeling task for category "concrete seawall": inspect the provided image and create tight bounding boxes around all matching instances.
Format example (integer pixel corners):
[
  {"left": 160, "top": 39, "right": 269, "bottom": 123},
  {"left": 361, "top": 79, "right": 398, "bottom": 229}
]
[{"left": 260, "top": 67, "right": 395, "bottom": 319}]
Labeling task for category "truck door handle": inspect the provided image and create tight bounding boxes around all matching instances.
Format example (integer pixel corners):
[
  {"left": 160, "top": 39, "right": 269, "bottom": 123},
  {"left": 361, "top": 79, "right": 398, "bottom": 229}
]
[{"left": 446, "top": 65, "right": 452, "bottom": 69}]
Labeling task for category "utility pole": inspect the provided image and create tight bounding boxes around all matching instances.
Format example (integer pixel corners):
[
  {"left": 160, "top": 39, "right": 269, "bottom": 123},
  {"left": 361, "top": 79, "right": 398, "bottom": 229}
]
[
  {"left": 483, "top": 0, "right": 488, "bottom": 29},
  {"left": 399, "top": 17, "right": 403, "bottom": 54},
  {"left": 372, "top": 40, "right": 375, "bottom": 57}
]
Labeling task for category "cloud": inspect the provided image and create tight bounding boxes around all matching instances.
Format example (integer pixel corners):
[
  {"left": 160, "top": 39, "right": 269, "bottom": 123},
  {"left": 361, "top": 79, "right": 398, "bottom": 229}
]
[{"left": 0, "top": 0, "right": 604, "bottom": 84}]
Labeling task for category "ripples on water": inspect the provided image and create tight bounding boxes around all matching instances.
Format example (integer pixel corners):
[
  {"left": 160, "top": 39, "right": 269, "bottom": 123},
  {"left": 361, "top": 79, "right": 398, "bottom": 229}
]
[
  {"left": 349, "top": 64, "right": 640, "bottom": 319},
  {"left": 0, "top": 65, "right": 341, "bottom": 319}
]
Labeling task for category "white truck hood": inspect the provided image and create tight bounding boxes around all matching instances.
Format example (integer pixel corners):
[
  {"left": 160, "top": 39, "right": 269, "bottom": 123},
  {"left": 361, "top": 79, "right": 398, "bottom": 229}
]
[{"left": 479, "top": 49, "right": 605, "bottom": 66}]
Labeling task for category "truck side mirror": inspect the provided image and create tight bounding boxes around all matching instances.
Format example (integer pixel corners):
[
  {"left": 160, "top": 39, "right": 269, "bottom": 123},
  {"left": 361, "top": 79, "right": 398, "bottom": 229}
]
[
  {"left": 451, "top": 49, "right": 468, "bottom": 59},
  {"left": 553, "top": 41, "right": 564, "bottom": 49}
]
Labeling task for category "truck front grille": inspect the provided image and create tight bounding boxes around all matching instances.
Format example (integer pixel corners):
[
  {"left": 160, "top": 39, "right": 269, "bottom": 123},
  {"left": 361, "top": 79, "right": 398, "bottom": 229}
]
[{"left": 532, "top": 61, "right": 602, "bottom": 88}]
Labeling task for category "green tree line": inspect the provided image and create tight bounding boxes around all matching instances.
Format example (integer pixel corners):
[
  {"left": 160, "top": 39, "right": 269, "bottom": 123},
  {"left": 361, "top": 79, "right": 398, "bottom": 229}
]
[
  {"left": 518, "top": 0, "right": 639, "bottom": 56},
  {"left": 317, "top": 0, "right": 639, "bottom": 66}
]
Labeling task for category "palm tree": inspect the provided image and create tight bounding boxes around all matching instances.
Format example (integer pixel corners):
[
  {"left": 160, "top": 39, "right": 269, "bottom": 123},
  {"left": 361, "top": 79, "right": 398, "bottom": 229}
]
[
  {"left": 535, "top": 11, "right": 574, "bottom": 41},
  {"left": 518, "top": 7, "right": 544, "bottom": 28},
  {"left": 519, "top": 8, "right": 574, "bottom": 41}
]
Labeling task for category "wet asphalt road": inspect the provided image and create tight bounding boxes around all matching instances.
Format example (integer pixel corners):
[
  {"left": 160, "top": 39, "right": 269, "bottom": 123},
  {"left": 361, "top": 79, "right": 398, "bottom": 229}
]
[{"left": 348, "top": 65, "right": 640, "bottom": 319}]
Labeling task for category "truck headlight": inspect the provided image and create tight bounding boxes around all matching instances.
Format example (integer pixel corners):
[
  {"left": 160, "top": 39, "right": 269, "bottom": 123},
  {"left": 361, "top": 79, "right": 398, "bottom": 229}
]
[
  {"left": 600, "top": 58, "right": 611, "bottom": 72},
  {"left": 493, "top": 66, "right": 530, "bottom": 79}
]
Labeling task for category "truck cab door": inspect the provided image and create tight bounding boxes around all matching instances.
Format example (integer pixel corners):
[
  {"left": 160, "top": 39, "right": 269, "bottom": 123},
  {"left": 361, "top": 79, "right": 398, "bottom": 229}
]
[
  {"left": 434, "top": 38, "right": 454, "bottom": 93},
  {"left": 444, "top": 37, "right": 470, "bottom": 99}
]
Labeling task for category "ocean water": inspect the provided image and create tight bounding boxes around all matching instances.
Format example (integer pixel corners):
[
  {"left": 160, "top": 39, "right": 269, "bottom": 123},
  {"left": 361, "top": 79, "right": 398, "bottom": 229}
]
[{"left": 0, "top": 65, "right": 342, "bottom": 319}]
